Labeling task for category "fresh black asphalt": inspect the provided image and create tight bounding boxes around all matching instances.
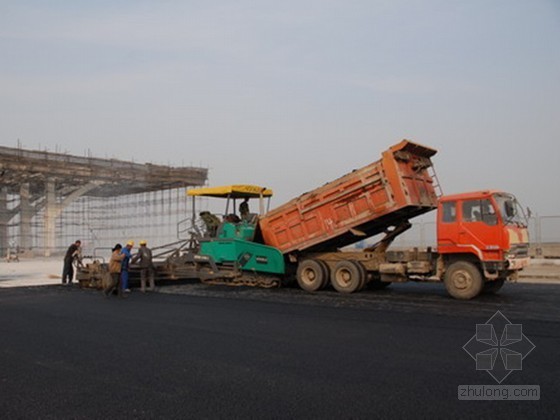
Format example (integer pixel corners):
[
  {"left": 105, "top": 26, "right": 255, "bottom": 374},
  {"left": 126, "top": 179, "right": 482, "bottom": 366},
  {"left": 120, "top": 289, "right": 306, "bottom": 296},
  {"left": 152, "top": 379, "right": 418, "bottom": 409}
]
[{"left": 1, "top": 282, "right": 559, "bottom": 419}]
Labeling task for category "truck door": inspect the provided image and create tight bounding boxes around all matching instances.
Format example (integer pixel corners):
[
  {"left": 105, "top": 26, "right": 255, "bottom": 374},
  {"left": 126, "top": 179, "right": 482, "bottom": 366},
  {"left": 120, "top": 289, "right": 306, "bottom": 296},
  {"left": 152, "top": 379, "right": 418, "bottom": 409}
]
[
  {"left": 437, "top": 200, "right": 459, "bottom": 251},
  {"left": 458, "top": 198, "right": 501, "bottom": 259}
]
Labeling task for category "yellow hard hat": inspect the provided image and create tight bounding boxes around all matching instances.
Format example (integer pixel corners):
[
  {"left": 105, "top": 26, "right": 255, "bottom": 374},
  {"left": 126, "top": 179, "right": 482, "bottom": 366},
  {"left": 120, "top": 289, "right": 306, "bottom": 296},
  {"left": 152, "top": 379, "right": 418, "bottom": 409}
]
[
  {"left": 139, "top": 240, "right": 147, "bottom": 246},
  {"left": 126, "top": 240, "right": 134, "bottom": 247}
]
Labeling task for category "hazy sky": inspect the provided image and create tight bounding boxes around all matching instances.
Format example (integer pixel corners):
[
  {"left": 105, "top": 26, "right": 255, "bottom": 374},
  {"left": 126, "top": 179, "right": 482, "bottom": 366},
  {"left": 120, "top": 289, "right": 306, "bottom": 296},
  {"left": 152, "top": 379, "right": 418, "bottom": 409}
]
[{"left": 1, "top": 0, "right": 559, "bottom": 214}]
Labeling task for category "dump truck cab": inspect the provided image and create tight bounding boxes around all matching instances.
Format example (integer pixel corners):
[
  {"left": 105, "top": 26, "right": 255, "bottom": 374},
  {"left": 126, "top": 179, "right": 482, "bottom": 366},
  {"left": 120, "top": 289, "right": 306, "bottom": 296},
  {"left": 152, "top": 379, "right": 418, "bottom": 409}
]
[
  {"left": 187, "top": 185, "right": 284, "bottom": 275},
  {"left": 438, "top": 190, "right": 530, "bottom": 267},
  {"left": 437, "top": 190, "right": 530, "bottom": 298}
]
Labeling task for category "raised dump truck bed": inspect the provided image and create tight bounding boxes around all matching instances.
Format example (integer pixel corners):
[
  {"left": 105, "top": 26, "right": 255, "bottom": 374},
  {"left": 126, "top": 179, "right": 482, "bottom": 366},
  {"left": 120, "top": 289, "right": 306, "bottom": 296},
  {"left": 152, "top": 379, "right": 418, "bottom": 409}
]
[{"left": 258, "top": 140, "right": 439, "bottom": 254}]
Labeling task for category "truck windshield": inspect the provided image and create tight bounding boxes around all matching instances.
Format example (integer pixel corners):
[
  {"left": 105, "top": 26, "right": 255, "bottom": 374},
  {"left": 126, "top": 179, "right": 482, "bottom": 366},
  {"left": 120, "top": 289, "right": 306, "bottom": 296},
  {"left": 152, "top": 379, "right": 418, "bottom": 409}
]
[{"left": 493, "top": 193, "right": 527, "bottom": 227}]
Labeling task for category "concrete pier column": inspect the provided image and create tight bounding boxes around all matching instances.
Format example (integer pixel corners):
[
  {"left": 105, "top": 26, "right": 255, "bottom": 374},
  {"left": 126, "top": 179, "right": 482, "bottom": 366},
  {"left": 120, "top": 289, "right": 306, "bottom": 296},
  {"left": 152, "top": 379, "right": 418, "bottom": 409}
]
[
  {"left": 44, "top": 178, "right": 57, "bottom": 257},
  {"left": 0, "top": 187, "right": 8, "bottom": 255},
  {"left": 20, "top": 183, "right": 33, "bottom": 252}
]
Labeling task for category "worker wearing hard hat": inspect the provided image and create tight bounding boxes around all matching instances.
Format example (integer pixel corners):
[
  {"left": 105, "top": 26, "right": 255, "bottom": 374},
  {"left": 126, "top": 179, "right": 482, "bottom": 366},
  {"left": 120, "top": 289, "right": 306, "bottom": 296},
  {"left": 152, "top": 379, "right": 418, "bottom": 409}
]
[
  {"left": 120, "top": 240, "right": 134, "bottom": 293},
  {"left": 132, "top": 240, "right": 155, "bottom": 292}
]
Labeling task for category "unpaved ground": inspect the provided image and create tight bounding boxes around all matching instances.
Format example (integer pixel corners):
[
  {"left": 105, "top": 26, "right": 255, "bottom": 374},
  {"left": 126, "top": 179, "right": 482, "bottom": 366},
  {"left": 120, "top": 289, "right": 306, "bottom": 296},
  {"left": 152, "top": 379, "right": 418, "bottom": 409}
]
[
  {"left": 517, "top": 260, "right": 560, "bottom": 282},
  {"left": 1, "top": 257, "right": 559, "bottom": 288},
  {"left": 0, "top": 258, "right": 63, "bottom": 287}
]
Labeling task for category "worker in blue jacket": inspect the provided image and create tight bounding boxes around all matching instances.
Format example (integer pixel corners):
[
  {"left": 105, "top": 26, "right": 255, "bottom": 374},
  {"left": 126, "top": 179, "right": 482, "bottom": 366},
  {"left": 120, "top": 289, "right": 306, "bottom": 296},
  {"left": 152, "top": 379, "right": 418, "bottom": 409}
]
[{"left": 121, "top": 240, "right": 134, "bottom": 292}]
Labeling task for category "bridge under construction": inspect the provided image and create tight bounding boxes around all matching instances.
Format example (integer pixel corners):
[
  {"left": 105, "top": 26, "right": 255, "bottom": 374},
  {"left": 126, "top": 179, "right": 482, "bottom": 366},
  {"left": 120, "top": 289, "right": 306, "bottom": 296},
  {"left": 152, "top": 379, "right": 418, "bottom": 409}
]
[{"left": 0, "top": 145, "right": 207, "bottom": 257}]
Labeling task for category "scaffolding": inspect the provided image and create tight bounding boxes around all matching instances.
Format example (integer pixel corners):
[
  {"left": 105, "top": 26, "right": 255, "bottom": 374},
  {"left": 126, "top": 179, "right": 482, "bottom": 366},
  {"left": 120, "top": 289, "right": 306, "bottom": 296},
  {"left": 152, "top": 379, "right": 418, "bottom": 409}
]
[{"left": 0, "top": 145, "right": 208, "bottom": 257}]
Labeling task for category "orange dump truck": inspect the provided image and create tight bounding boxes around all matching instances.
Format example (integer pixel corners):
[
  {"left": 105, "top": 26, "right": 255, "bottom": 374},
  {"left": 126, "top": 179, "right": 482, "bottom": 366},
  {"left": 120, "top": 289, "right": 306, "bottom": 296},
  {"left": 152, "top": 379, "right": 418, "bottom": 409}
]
[{"left": 257, "top": 140, "right": 529, "bottom": 299}]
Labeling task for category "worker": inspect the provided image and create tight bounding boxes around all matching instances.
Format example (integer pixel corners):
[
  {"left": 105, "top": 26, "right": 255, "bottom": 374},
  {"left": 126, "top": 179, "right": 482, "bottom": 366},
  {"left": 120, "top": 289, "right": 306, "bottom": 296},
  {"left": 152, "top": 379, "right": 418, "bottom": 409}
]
[
  {"left": 62, "top": 240, "right": 81, "bottom": 285},
  {"left": 199, "top": 211, "right": 220, "bottom": 237},
  {"left": 121, "top": 240, "right": 134, "bottom": 293},
  {"left": 103, "top": 243, "right": 125, "bottom": 298},
  {"left": 132, "top": 240, "right": 155, "bottom": 293},
  {"left": 239, "top": 198, "right": 250, "bottom": 221}
]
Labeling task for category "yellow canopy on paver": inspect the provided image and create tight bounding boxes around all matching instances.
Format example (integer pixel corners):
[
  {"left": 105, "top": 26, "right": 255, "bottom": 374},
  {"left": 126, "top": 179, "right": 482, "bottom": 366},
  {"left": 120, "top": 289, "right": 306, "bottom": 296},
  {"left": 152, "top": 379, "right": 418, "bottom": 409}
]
[{"left": 187, "top": 185, "right": 273, "bottom": 199}]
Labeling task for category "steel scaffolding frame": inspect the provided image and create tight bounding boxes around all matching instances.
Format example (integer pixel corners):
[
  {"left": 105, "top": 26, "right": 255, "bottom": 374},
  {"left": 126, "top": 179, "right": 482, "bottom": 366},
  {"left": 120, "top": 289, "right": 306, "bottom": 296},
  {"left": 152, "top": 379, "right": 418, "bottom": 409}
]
[{"left": 0, "top": 145, "right": 207, "bottom": 257}]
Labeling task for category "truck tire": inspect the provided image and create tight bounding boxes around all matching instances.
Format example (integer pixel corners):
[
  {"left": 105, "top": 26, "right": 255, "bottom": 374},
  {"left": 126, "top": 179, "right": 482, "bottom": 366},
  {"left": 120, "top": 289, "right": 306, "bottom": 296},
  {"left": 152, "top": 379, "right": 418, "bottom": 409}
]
[
  {"left": 315, "top": 259, "right": 331, "bottom": 289},
  {"left": 297, "top": 259, "right": 328, "bottom": 292},
  {"left": 331, "top": 260, "right": 364, "bottom": 293},
  {"left": 483, "top": 278, "right": 505, "bottom": 294},
  {"left": 353, "top": 261, "right": 368, "bottom": 291},
  {"left": 444, "top": 261, "right": 483, "bottom": 300}
]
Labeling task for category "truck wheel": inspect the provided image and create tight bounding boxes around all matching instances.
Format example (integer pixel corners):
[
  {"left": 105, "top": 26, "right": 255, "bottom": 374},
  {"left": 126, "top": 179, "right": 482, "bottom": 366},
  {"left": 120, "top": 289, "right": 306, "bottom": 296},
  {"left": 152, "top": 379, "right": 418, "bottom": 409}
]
[
  {"left": 483, "top": 278, "right": 505, "bottom": 294},
  {"left": 353, "top": 261, "right": 368, "bottom": 291},
  {"left": 297, "top": 259, "right": 328, "bottom": 292},
  {"left": 331, "top": 260, "right": 364, "bottom": 293},
  {"left": 444, "top": 261, "right": 483, "bottom": 300},
  {"left": 316, "top": 260, "right": 331, "bottom": 289}
]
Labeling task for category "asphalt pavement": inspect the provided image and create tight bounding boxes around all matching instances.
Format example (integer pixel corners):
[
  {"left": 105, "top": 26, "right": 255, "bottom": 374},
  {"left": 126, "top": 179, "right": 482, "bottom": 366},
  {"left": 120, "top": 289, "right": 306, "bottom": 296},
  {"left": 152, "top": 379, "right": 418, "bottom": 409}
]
[{"left": 1, "top": 282, "right": 559, "bottom": 419}]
